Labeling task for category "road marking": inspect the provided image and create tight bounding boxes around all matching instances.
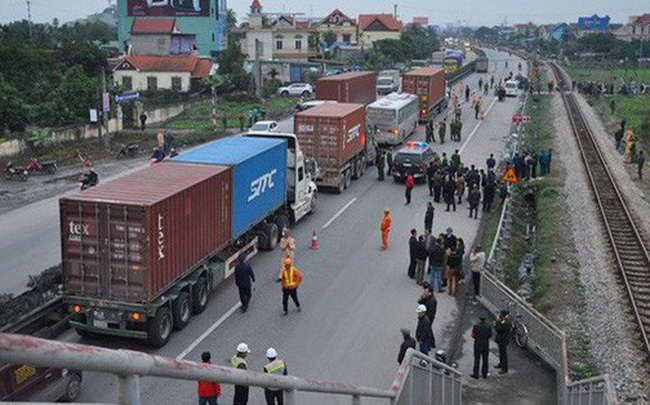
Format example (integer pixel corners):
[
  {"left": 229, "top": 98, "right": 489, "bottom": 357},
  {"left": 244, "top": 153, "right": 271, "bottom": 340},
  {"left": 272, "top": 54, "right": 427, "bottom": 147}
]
[
  {"left": 177, "top": 302, "right": 241, "bottom": 360},
  {"left": 459, "top": 97, "right": 499, "bottom": 155},
  {"left": 322, "top": 198, "right": 357, "bottom": 230}
]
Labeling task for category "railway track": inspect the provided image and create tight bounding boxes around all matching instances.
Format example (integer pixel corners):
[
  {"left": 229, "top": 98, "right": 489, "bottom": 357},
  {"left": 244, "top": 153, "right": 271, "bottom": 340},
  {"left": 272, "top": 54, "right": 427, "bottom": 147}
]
[{"left": 549, "top": 62, "right": 650, "bottom": 359}]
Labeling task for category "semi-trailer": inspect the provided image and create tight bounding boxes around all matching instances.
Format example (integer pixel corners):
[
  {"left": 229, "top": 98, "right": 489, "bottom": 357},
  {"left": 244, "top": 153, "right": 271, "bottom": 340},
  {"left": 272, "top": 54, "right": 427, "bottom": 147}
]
[
  {"left": 402, "top": 67, "right": 448, "bottom": 123},
  {"left": 62, "top": 134, "right": 318, "bottom": 347}
]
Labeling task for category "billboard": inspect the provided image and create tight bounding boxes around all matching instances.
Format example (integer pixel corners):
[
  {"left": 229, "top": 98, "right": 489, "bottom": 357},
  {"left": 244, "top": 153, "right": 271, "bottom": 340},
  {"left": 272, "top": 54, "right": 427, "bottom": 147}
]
[{"left": 127, "top": 0, "right": 210, "bottom": 17}]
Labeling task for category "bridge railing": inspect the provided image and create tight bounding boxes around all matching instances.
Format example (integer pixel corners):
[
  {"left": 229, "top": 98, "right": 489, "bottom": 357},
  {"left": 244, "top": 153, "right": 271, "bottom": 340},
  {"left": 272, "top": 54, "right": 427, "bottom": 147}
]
[{"left": 0, "top": 333, "right": 463, "bottom": 405}]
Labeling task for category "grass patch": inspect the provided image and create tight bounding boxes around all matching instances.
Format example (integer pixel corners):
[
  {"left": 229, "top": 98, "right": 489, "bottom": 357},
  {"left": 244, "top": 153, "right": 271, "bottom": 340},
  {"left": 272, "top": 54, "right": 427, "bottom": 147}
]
[
  {"left": 563, "top": 65, "right": 650, "bottom": 85},
  {"left": 588, "top": 95, "right": 650, "bottom": 138},
  {"left": 165, "top": 97, "right": 297, "bottom": 130}
]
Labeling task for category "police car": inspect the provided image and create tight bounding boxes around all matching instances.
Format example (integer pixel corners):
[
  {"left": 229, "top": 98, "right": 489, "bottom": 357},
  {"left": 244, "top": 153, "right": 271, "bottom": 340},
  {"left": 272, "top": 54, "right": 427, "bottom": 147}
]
[{"left": 392, "top": 142, "right": 436, "bottom": 182}]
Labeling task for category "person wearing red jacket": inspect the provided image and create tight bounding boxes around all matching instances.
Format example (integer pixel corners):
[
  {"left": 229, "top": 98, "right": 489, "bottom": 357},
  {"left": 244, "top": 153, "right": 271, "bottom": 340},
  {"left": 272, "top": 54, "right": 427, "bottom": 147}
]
[
  {"left": 405, "top": 174, "right": 415, "bottom": 205},
  {"left": 198, "top": 352, "right": 221, "bottom": 405}
]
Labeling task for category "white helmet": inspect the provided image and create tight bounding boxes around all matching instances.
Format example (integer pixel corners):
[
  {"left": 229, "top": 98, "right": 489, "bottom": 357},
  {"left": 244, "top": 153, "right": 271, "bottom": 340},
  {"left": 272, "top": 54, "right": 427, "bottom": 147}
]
[
  {"left": 237, "top": 343, "right": 250, "bottom": 353},
  {"left": 266, "top": 348, "right": 278, "bottom": 358},
  {"left": 416, "top": 304, "right": 427, "bottom": 313}
]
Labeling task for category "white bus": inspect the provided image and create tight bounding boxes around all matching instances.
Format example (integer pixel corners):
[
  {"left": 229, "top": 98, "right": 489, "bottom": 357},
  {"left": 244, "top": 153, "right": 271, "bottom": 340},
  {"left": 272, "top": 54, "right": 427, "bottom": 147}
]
[{"left": 366, "top": 93, "right": 419, "bottom": 145}]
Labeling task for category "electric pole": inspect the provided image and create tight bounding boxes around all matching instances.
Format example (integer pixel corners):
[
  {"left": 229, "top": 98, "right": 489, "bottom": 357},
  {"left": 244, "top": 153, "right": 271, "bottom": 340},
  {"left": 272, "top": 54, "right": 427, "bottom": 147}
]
[
  {"left": 26, "top": 1, "right": 33, "bottom": 40},
  {"left": 393, "top": 4, "right": 397, "bottom": 20}
]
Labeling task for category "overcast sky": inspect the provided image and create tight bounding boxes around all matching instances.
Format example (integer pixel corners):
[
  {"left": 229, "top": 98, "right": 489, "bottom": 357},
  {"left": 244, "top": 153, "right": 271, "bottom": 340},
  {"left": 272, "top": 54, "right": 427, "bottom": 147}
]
[{"left": 0, "top": 0, "right": 647, "bottom": 26}]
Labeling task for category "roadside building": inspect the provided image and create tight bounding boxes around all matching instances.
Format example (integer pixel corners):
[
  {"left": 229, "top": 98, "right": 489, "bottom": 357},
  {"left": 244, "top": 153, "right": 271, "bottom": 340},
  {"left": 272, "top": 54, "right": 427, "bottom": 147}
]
[
  {"left": 358, "top": 14, "right": 403, "bottom": 49},
  {"left": 318, "top": 9, "right": 359, "bottom": 48},
  {"left": 577, "top": 14, "right": 611, "bottom": 37},
  {"left": 116, "top": 0, "right": 228, "bottom": 57},
  {"left": 614, "top": 14, "right": 650, "bottom": 41},
  {"left": 113, "top": 55, "right": 213, "bottom": 92},
  {"left": 236, "top": 0, "right": 318, "bottom": 62},
  {"left": 412, "top": 17, "right": 429, "bottom": 27},
  {"left": 513, "top": 23, "right": 536, "bottom": 38},
  {"left": 129, "top": 18, "right": 198, "bottom": 56}
]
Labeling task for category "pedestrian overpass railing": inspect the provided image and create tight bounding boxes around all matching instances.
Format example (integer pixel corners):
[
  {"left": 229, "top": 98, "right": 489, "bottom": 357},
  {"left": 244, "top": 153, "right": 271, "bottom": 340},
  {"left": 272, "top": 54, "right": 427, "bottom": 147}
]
[
  {"left": 566, "top": 376, "right": 618, "bottom": 405},
  {"left": 0, "top": 333, "right": 462, "bottom": 405}
]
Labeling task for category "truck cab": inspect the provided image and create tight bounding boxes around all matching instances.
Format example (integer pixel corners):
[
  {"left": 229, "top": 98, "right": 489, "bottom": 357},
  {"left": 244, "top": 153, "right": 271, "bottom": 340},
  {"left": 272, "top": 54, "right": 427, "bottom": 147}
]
[{"left": 245, "top": 131, "right": 318, "bottom": 222}]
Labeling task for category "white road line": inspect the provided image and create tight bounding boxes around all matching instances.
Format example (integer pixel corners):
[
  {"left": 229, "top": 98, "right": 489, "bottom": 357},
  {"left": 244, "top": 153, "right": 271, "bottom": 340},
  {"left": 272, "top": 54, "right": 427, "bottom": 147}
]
[
  {"left": 459, "top": 97, "right": 499, "bottom": 155},
  {"left": 177, "top": 302, "right": 241, "bottom": 360},
  {"left": 322, "top": 198, "right": 357, "bottom": 230}
]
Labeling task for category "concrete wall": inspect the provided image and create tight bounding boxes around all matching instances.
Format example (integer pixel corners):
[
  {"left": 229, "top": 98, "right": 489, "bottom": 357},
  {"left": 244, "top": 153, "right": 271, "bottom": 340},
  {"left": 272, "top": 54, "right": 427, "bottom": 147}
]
[
  {"left": 131, "top": 34, "right": 171, "bottom": 56},
  {"left": 360, "top": 31, "right": 401, "bottom": 48},
  {"left": 114, "top": 70, "right": 192, "bottom": 92}
]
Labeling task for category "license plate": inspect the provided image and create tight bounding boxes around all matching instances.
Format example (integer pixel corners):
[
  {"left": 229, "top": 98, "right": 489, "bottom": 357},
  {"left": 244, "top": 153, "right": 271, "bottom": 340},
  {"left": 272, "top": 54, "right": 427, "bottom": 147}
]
[
  {"left": 94, "top": 320, "right": 108, "bottom": 328},
  {"left": 14, "top": 365, "right": 36, "bottom": 385}
]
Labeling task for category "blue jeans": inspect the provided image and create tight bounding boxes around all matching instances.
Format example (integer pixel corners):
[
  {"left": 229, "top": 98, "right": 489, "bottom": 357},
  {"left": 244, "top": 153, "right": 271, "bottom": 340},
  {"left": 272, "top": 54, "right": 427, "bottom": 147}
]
[
  {"left": 419, "top": 340, "right": 431, "bottom": 356},
  {"left": 430, "top": 265, "right": 443, "bottom": 292},
  {"left": 199, "top": 396, "right": 218, "bottom": 405}
]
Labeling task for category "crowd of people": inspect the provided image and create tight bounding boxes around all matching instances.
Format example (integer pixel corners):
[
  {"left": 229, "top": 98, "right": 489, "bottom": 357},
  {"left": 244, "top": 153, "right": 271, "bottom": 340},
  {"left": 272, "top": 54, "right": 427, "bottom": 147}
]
[{"left": 613, "top": 119, "right": 645, "bottom": 181}]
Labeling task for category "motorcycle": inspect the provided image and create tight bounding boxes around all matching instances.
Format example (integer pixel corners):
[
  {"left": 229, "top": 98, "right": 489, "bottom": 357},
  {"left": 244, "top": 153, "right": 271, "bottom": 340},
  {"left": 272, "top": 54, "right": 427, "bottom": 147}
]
[
  {"left": 4, "top": 162, "right": 29, "bottom": 182},
  {"left": 115, "top": 143, "right": 140, "bottom": 159},
  {"left": 27, "top": 158, "right": 58, "bottom": 174},
  {"left": 78, "top": 170, "right": 99, "bottom": 191}
]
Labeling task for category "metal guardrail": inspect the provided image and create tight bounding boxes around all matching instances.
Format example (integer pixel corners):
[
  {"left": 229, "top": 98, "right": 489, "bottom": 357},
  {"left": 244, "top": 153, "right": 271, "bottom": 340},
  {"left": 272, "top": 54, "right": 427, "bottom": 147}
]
[
  {"left": 0, "top": 333, "right": 463, "bottom": 405},
  {"left": 391, "top": 349, "right": 462, "bottom": 405}
]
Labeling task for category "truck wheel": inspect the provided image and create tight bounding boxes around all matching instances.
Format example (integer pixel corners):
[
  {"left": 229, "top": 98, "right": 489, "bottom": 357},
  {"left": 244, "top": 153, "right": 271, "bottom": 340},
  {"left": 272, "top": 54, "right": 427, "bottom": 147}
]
[
  {"left": 344, "top": 170, "right": 352, "bottom": 189},
  {"left": 192, "top": 277, "right": 209, "bottom": 314},
  {"left": 352, "top": 159, "right": 360, "bottom": 180},
  {"left": 148, "top": 307, "right": 172, "bottom": 348},
  {"left": 265, "top": 223, "right": 279, "bottom": 250},
  {"left": 172, "top": 291, "right": 191, "bottom": 330},
  {"left": 275, "top": 215, "right": 289, "bottom": 239},
  {"left": 336, "top": 174, "right": 345, "bottom": 194},
  {"left": 60, "top": 372, "right": 82, "bottom": 402}
]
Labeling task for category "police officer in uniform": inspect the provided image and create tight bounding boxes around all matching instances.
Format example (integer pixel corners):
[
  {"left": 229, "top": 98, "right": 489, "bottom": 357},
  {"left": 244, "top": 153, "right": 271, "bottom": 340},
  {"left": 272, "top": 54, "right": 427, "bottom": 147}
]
[
  {"left": 263, "top": 348, "right": 287, "bottom": 404},
  {"left": 231, "top": 343, "right": 250, "bottom": 404},
  {"left": 471, "top": 311, "right": 492, "bottom": 379}
]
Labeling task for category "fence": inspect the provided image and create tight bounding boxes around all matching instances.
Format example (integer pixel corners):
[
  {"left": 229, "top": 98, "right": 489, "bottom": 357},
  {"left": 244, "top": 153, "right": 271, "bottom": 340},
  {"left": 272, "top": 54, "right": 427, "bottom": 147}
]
[{"left": 0, "top": 333, "right": 463, "bottom": 405}]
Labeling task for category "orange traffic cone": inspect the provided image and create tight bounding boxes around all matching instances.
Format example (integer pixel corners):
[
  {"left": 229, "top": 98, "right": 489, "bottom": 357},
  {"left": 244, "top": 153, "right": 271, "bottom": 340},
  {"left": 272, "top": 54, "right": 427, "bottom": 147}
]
[{"left": 310, "top": 230, "right": 319, "bottom": 250}]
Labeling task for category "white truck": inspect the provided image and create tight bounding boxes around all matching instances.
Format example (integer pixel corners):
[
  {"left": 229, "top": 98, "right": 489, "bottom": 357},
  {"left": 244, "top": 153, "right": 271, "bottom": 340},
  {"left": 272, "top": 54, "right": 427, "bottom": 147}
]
[{"left": 376, "top": 70, "right": 401, "bottom": 95}]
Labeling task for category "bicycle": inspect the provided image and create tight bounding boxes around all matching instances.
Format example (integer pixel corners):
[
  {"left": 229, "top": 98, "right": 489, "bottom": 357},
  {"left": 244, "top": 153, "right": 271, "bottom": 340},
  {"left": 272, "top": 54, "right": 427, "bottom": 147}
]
[{"left": 506, "top": 301, "right": 530, "bottom": 349}]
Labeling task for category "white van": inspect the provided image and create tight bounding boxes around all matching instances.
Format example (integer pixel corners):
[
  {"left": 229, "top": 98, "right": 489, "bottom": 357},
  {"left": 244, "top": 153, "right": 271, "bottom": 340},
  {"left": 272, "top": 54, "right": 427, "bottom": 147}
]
[{"left": 505, "top": 80, "right": 519, "bottom": 97}]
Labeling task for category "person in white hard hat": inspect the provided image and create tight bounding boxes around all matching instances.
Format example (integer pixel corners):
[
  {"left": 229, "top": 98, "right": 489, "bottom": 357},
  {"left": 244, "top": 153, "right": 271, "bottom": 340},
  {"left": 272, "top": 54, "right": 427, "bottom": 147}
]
[
  {"left": 231, "top": 343, "right": 250, "bottom": 404},
  {"left": 263, "top": 347, "right": 287, "bottom": 404},
  {"left": 415, "top": 304, "right": 435, "bottom": 355}
]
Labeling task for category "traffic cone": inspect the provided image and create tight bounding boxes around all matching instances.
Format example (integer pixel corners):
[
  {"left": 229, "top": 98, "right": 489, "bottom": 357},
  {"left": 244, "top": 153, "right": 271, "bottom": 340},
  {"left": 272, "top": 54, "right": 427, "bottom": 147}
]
[{"left": 310, "top": 230, "right": 319, "bottom": 250}]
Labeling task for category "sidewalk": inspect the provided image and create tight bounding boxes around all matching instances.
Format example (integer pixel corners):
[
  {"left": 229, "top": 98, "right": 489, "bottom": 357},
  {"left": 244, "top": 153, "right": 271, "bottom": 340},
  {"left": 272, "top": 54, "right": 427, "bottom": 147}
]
[{"left": 454, "top": 299, "right": 557, "bottom": 404}]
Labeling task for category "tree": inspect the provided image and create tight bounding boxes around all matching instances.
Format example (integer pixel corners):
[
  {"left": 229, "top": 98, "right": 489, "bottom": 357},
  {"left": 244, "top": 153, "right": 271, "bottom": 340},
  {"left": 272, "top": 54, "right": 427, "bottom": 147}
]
[
  {"left": 373, "top": 39, "right": 412, "bottom": 63},
  {"left": 401, "top": 23, "right": 439, "bottom": 60},
  {"left": 50, "top": 65, "right": 97, "bottom": 125},
  {"left": 0, "top": 75, "right": 29, "bottom": 133},
  {"left": 226, "top": 9, "right": 237, "bottom": 30},
  {"left": 308, "top": 33, "right": 320, "bottom": 51},
  {"left": 323, "top": 30, "right": 337, "bottom": 47},
  {"left": 216, "top": 35, "right": 251, "bottom": 93},
  {"left": 57, "top": 42, "right": 108, "bottom": 77}
]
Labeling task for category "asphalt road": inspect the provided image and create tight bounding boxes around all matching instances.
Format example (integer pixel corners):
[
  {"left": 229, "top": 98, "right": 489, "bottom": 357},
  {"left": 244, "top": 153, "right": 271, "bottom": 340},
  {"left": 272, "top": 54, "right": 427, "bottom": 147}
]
[{"left": 43, "top": 48, "right": 529, "bottom": 403}]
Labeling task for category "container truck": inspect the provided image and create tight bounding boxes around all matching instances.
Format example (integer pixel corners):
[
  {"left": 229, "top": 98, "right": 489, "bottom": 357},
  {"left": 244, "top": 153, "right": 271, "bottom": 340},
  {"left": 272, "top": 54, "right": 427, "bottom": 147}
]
[
  {"left": 376, "top": 70, "right": 401, "bottom": 95},
  {"left": 476, "top": 56, "right": 489, "bottom": 73},
  {"left": 316, "top": 71, "right": 377, "bottom": 106},
  {"left": 62, "top": 135, "right": 318, "bottom": 347},
  {"left": 294, "top": 103, "right": 369, "bottom": 193},
  {"left": 402, "top": 67, "right": 448, "bottom": 123}
]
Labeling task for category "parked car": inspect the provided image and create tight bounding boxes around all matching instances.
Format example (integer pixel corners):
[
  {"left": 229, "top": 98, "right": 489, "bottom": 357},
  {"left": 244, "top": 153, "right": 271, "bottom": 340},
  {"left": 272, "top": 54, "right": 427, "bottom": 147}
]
[
  {"left": 249, "top": 120, "right": 279, "bottom": 132},
  {"left": 0, "top": 363, "right": 82, "bottom": 402},
  {"left": 505, "top": 80, "right": 519, "bottom": 97},
  {"left": 296, "top": 100, "right": 337, "bottom": 112},
  {"left": 392, "top": 141, "right": 436, "bottom": 182},
  {"left": 277, "top": 83, "right": 314, "bottom": 97}
]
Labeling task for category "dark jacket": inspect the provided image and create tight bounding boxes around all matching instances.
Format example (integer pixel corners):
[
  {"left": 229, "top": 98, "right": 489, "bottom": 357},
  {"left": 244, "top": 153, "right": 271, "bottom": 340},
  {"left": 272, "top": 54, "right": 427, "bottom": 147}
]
[
  {"left": 429, "top": 244, "right": 446, "bottom": 267},
  {"left": 424, "top": 207, "right": 434, "bottom": 229},
  {"left": 495, "top": 317, "right": 511, "bottom": 345},
  {"left": 414, "top": 240, "right": 429, "bottom": 261},
  {"left": 468, "top": 188, "right": 481, "bottom": 207},
  {"left": 409, "top": 236, "right": 418, "bottom": 258},
  {"left": 443, "top": 234, "right": 457, "bottom": 250},
  {"left": 418, "top": 295, "right": 438, "bottom": 323},
  {"left": 235, "top": 262, "right": 255, "bottom": 289},
  {"left": 447, "top": 251, "right": 462, "bottom": 270},
  {"left": 472, "top": 320, "right": 493, "bottom": 353},
  {"left": 416, "top": 315, "right": 435, "bottom": 346},
  {"left": 443, "top": 179, "right": 456, "bottom": 198},
  {"left": 397, "top": 335, "right": 417, "bottom": 364},
  {"left": 486, "top": 157, "right": 496, "bottom": 169}
]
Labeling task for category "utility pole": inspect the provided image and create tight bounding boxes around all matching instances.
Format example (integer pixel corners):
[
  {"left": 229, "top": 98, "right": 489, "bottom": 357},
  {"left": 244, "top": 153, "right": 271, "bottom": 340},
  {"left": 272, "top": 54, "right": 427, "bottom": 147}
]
[
  {"left": 26, "top": 1, "right": 33, "bottom": 40},
  {"left": 254, "top": 39, "right": 262, "bottom": 99},
  {"left": 101, "top": 67, "right": 110, "bottom": 148},
  {"left": 393, "top": 4, "right": 397, "bottom": 20}
]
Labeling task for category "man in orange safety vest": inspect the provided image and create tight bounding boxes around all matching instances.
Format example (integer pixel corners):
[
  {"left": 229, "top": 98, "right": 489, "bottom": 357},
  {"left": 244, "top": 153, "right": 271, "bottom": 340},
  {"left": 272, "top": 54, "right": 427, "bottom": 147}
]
[
  {"left": 381, "top": 207, "right": 392, "bottom": 250},
  {"left": 281, "top": 258, "right": 303, "bottom": 315}
]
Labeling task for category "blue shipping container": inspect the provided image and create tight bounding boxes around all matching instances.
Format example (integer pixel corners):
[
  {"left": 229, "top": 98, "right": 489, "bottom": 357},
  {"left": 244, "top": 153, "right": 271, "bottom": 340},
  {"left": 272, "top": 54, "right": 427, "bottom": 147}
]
[{"left": 173, "top": 136, "right": 287, "bottom": 238}]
